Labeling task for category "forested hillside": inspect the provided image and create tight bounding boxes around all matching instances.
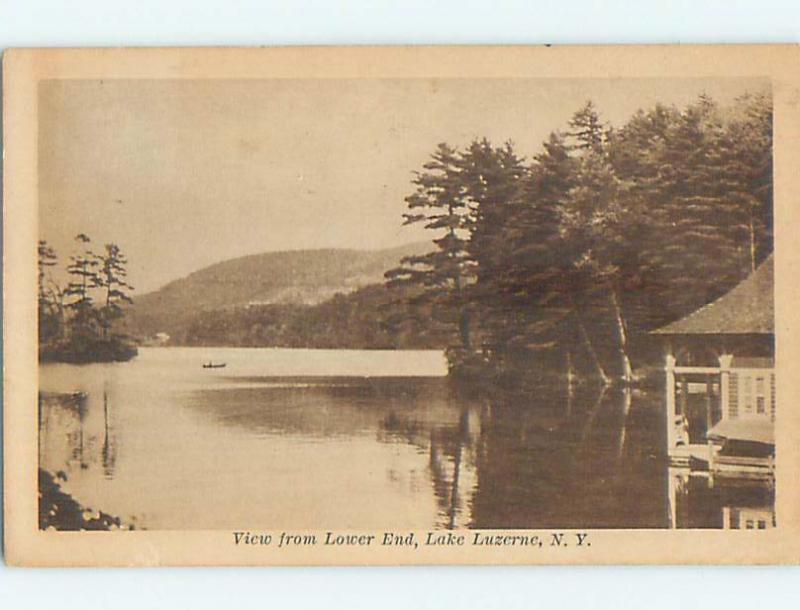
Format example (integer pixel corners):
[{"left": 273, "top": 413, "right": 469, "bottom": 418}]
[
  {"left": 169, "top": 283, "right": 455, "bottom": 349},
  {"left": 124, "top": 242, "right": 430, "bottom": 341}
]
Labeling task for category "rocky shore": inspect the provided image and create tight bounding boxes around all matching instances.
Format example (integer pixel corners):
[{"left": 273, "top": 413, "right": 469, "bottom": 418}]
[{"left": 38, "top": 469, "right": 135, "bottom": 531}]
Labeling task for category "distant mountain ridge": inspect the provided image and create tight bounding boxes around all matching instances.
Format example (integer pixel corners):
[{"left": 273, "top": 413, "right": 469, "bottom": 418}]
[{"left": 125, "top": 242, "right": 430, "bottom": 339}]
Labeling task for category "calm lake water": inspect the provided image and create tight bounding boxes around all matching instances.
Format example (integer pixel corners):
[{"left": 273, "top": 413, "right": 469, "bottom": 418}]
[{"left": 39, "top": 347, "right": 770, "bottom": 530}]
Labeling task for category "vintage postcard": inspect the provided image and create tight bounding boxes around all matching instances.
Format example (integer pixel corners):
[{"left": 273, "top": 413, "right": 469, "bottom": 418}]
[{"left": 4, "top": 45, "right": 800, "bottom": 566}]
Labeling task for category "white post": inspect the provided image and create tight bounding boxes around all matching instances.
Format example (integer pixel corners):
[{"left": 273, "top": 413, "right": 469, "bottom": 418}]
[
  {"left": 666, "top": 353, "right": 677, "bottom": 451},
  {"left": 719, "top": 354, "right": 734, "bottom": 420},
  {"left": 708, "top": 438, "right": 716, "bottom": 481},
  {"left": 667, "top": 468, "right": 678, "bottom": 529}
]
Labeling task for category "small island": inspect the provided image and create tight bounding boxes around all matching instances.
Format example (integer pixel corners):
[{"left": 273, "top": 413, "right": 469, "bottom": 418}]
[{"left": 38, "top": 234, "right": 137, "bottom": 363}]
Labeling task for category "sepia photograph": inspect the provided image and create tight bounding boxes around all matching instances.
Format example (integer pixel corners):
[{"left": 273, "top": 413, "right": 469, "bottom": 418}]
[{"left": 4, "top": 45, "right": 800, "bottom": 566}]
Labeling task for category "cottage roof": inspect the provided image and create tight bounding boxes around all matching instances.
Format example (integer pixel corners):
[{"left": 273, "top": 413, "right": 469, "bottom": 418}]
[
  {"left": 708, "top": 418, "right": 774, "bottom": 445},
  {"left": 652, "top": 255, "right": 774, "bottom": 335}
]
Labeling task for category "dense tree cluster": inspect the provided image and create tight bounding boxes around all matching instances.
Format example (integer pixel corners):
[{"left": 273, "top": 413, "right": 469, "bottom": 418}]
[
  {"left": 172, "top": 284, "right": 453, "bottom": 349},
  {"left": 38, "top": 234, "right": 137, "bottom": 362},
  {"left": 386, "top": 93, "right": 773, "bottom": 384}
]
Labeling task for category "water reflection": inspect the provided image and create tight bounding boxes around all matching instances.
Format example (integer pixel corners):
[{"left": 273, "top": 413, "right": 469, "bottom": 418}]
[
  {"left": 39, "top": 387, "right": 118, "bottom": 480},
  {"left": 428, "top": 408, "right": 479, "bottom": 529},
  {"left": 173, "top": 373, "right": 667, "bottom": 528},
  {"left": 101, "top": 389, "right": 118, "bottom": 478},
  {"left": 38, "top": 348, "right": 774, "bottom": 530},
  {"left": 668, "top": 469, "right": 775, "bottom": 529}
]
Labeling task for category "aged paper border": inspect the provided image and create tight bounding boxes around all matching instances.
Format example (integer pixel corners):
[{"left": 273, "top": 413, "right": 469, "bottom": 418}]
[{"left": 4, "top": 45, "right": 800, "bottom": 566}]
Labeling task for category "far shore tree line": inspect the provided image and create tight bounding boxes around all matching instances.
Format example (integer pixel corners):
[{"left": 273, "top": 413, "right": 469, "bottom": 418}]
[
  {"left": 162, "top": 283, "right": 451, "bottom": 350},
  {"left": 38, "top": 233, "right": 137, "bottom": 363},
  {"left": 385, "top": 93, "right": 773, "bottom": 386}
]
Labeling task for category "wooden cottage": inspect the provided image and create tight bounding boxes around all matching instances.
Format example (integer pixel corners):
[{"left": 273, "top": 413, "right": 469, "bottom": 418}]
[{"left": 652, "top": 255, "right": 775, "bottom": 478}]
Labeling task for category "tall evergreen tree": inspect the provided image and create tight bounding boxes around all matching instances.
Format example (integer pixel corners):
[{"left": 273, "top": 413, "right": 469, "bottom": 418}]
[
  {"left": 635, "top": 97, "right": 750, "bottom": 324},
  {"left": 459, "top": 139, "right": 526, "bottom": 355},
  {"left": 64, "top": 233, "right": 100, "bottom": 334},
  {"left": 505, "top": 136, "right": 576, "bottom": 351},
  {"left": 566, "top": 100, "right": 606, "bottom": 153},
  {"left": 37, "top": 240, "right": 61, "bottom": 343},
  {"left": 477, "top": 134, "right": 574, "bottom": 355},
  {"left": 385, "top": 143, "right": 475, "bottom": 350},
  {"left": 564, "top": 147, "right": 638, "bottom": 382},
  {"left": 37, "top": 240, "right": 57, "bottom": 307},
  {"left": 96, "top": 243, "right": 134, "bottom": 338},
  {"left": 561, "top": 102, "right": 625, "bottom": 383},
  {"left": 718, "top": 92, "right": 773, "bottom": 272}
]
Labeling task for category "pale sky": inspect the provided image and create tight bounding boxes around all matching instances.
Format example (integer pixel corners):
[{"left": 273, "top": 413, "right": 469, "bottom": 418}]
[{"left": 39, "top": 77, "right": 768, "bottom": 293}]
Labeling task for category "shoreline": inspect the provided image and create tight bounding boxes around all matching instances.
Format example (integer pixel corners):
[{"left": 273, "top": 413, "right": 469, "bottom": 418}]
[{"left": 38, "top": 469, "right": 135, "bottom": 531}]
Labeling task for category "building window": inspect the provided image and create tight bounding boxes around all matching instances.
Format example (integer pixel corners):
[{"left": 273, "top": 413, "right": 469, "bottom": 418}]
[
  {"left": 729, "top": 374, "right": 739, "bottom": 418},
  {"left": 743, "top": 376, "right": 753, "bottom": 414},
  {"left": 756, "top": 377, "right": 766, "bottom": 414}
]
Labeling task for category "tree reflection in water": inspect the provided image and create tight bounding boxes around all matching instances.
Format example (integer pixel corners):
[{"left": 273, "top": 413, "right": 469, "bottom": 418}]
[
  {"left": 39, "top": 360, "right": 774, "bottom": 529},
  {"left": 388, "top": 380, "right": 668, "bottom": 529},
  {"left": 39, "top": 385, "right": 118, "bottom": 481}
]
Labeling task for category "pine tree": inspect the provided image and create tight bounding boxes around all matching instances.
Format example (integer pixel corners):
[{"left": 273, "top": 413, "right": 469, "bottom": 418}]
[
  {"left": 557, "top": 102, "right": 634, "bottom": 382},
  {"left": 459, "top": 139, "right": 526, "bottom": 354},
  {"left": 506, "top": 137, "right": 575, "bottom": 352},
  {"left": 566, "top": 100, "right": 606, "bottom": 153},
  {"left": 385, "top": 143, "right": 475, "bottom": 350},
  {"left": 37, "top": 240, "right": 57, "bottom": 307},
  {"left": 718, "top": 92, "right": 773, "bottom": 272},
  {"left": 64, "top": 233, "right": 100, "bottom": 334},
  {"left": 37, "top": 240, "right": 61, "bottom": 343},
  {"left": 607, "top": 103, "right": 680, "bottom": 182},
  {"left": 96, "top": 243, "right": 134, "bottom": 338},
  {"left": 636, "top": 96, "right": 749, "bottom": 325},
  {"left": 566, "top": 150, "right": 640, "bottom": 382},
  {"left": 465, "top": 131, "right": 585, "bottom": 378}
]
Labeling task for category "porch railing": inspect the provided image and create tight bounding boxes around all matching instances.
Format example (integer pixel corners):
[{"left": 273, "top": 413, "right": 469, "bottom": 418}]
[{"left": 665, "top": 355, "right": 775, "bottom": 451}]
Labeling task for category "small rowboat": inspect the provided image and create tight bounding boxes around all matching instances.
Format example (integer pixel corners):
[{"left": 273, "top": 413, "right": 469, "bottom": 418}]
[{"left": 202, "top": 362, "right": 227, "bottom": 369}]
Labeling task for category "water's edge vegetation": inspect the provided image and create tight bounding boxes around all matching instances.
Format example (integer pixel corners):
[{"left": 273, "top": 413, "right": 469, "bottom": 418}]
[
  {"left": 39, "top": 468, "right": 133, "bottom": 531},
  {"left": 38, "top": 236, "right": 138, "bottom": 363}
]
